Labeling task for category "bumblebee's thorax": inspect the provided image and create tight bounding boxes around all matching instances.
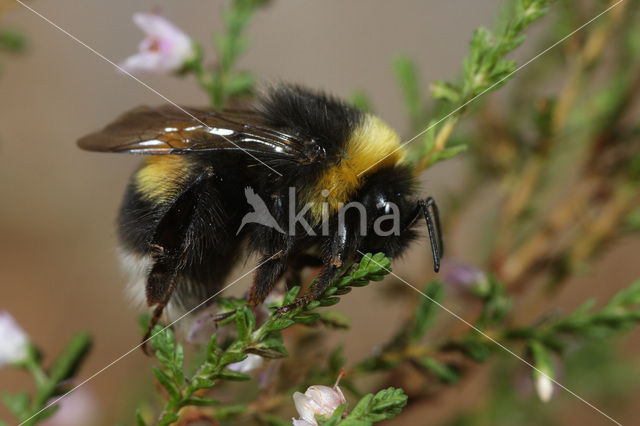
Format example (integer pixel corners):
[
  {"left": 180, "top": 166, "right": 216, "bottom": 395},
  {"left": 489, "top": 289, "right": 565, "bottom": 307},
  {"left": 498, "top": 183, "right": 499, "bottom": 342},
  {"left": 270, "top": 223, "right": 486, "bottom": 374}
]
[{"left": 304, "top": 114, "right": 405, "bottom": 221}]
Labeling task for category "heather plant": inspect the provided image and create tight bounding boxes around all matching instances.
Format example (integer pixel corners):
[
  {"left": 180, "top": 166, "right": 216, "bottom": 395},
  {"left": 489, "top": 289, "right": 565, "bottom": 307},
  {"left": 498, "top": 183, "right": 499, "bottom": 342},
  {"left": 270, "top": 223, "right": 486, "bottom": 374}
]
[{"left": 3, "top": 1, "right": 640, "bottom": 425}]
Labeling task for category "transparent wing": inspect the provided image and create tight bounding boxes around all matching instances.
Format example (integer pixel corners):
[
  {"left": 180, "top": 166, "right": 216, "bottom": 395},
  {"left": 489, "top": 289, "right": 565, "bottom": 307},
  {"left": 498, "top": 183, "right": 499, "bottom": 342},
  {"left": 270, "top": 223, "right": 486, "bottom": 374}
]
[{"left": 78, "top": 105, "right": 323, "bottom": 164}]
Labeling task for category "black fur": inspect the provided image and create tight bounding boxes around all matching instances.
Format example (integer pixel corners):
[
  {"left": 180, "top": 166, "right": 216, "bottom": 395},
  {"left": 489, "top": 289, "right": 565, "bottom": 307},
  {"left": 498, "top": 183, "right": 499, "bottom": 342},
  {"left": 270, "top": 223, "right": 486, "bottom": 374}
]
[
  {"left": 115, "top": 85, "right": 438, "bottom": 334},
  {"left": 257, "top": 85, "right": 363, "bottom": 158}
]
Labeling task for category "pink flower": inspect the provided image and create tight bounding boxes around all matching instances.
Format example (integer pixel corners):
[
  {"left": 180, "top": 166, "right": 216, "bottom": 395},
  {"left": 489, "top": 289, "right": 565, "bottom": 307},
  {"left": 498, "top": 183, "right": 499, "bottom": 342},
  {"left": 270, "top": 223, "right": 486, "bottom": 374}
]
[
  {"left": 41, "top": 388, "right": 97, "bottom": 426},
  {"left": 186, "top": 307, "right": 222, "bottom": 345},
  {"left": 120, "top": 12, "right": 195, "bottom": 74},
  {"left": 442, "top": 260, "right": 490, "bottom": 297},
  {"left": 0, "top": 311, "right": 30, "bottom": 367},
  {"left": 292, "top": 373, "right": 347, "bottom": 425}
]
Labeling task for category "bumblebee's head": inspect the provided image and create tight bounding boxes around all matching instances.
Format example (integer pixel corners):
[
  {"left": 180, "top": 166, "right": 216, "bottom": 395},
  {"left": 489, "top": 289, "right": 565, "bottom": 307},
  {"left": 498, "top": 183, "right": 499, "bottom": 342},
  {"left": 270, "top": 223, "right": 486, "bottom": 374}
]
[
  {"left": 354, "top": 165, "right": 418, "bottom": 255},
  {"left": 354, "top": 165, "right": 443, "bottom": 271}
]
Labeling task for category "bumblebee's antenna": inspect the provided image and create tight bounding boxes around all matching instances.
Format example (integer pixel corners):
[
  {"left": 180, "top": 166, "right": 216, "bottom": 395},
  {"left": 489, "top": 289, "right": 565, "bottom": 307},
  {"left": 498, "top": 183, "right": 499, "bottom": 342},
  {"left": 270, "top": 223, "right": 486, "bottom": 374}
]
[{"left": 418, "top": 197, "right": 444, "bottom": 272}]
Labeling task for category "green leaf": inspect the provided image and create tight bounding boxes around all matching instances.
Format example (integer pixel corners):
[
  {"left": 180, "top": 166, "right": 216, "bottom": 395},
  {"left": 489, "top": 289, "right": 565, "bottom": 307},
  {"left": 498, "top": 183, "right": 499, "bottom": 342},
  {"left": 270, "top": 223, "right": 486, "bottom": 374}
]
[
  {"left": 319, "top": 297, "right": 341, "bottom": 306},
  {"left": 180, "top": 396, "right": 220, "bottom": 407},
  {"left": 152, "top": 366, "right": 180, "bottom": 400},
  {"left": 137, "top": 313, "right": 151, "bottom": 335},
  {"left": 429, "top": 144, "right": 468, "bottom": 165},
  {"left": 317, "top": 403, "right": 347, "bottom": 425},
  {"left": 150, "top": 326, "right": 175, "bottom": 360},
  {"left": 206, "top": 334, "right": 219, "bottom": 365},
  {"left": 224, "top": 72, "right": 255, "bottom": 96},
  {"left": 430, "top": 80, "right": 461, "bottom": 103},
  {"left": 158, "top": 412, "right": 179, "bottom": 426},
  {"left": 235, "top": 306, "right": 251, "bottom": 343},
  {"left": 418, "top": 357, "right": 459, "bottom": 383},
  {"left": 0, "top": 30, "right": 27, "bottom": 53},
  {"left": 283, "top": 286, "right": 301, "bottom": 305},
  {"left": 216, "top": 297, "right": 245, "bottom": 311},
  {"left": 218, "top": 369, "right": 251, "bottom": 381},
  {"left": 328, "top": 344, "right": 345, "bottom": 375},
  {"left": 258, "top": 412, "right": 292, "bottom": 426},
  {"left": 2, "top": 392, "right": 29, "bottom": 417},
  {"left": 292, "top": 312, "right": 321, "bottom": 324},
  {"left": 48, "top": 332, "right": 92, "bottom": 385},
  {"left": 135, "top": 409, "right": 148, "bottom": 426},
  {"left": 477, "top": 278, "right": 512, "bottom": 327},
  {"left": 190, "top": 377, "right": 216, "bottom": 390},
  {"left": 606, "top": 280, "right": 640, "bottom": 308},
  {"left": 318, "top": 310, "right": 351, "bottom": 329},
  {"left": 460, "top": 335, "right": 492, "bottom": 362},
  {"left": 247, "top": 336, "right": 288, "bottom": 358},
  {"left": 547, "top": 279, "right": 640, "bottom": 339},
  {"left": 350, "top": 90, "right": 374, "bottom": 112},
  {"left": 220, "top": 351, "right": 247, "bottom": 367},
  {"left": 343, "top": 387, "right": 407, "bottom": 423},
  {"left": 212, "top": 403, "right": 249, "bottom": 419},
  {"left": 411, "top": 281, "right": 443, "bottom": 341},
  {"left": 393, "top": 54, "right": 425, "bottom": 128},
  {"left": 28, "top": 404, "right": 60, "bottom": 424},
  {"left": 262, "top": 317, "right": 295, "bottom": 333}
]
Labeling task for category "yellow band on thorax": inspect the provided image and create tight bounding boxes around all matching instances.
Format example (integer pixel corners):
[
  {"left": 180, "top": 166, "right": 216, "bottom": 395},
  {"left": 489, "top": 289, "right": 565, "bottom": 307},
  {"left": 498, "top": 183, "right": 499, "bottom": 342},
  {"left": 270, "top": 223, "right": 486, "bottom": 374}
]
[{"left": 305, "top": 114, "right": 405, "bottom": 221}]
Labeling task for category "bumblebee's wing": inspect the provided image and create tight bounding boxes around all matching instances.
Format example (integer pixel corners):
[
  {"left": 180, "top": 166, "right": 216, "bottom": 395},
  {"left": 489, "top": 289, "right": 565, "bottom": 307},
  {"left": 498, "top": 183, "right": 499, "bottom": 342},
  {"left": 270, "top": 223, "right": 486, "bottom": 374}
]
[{"left": 77, "top": 105, "right": 323, "bottom": 164}]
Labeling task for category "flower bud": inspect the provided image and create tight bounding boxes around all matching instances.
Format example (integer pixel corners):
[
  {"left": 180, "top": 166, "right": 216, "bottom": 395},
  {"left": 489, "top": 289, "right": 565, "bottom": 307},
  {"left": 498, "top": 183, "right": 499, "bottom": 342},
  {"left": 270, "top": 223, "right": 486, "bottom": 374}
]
[
  {"left": 292, "top": 375, "right": 346, "bottom": 425},
  {"left": 535, "top": 372, "right": 554, "bottom": 403},
  {"left": 186, "top": 307, "right": 221, "bottom": 345},
  {"left": 0, "top": 311, "right": 30, "bottom": 367},
  {"left": 530, "top": 341, "right": 558, "bottom": 403},
  {"left": 442, "top": 260, "right": 490, "bottom": 297},
  {"left": 228, "top": 354, "right": 264, "bottom": 374}
]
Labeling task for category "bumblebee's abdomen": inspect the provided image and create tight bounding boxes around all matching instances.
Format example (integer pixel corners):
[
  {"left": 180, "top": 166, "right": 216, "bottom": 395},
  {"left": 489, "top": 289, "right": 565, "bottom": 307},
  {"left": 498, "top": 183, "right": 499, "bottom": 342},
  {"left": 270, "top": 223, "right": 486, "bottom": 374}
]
[
  {"left": 117, "top": 155, "right": 249, "bottom": 315},
  {"left": 117, "top": 155, "right": 192, "bottom": 253},
  {"left": 134, "top": 155, "right": 192, "bottom": 203}
]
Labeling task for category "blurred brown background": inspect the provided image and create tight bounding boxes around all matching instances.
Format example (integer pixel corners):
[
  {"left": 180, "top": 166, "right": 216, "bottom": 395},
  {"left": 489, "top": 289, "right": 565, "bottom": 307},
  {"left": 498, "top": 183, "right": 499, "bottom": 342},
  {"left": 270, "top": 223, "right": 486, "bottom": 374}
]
[{"left": 1, "top": 1, "right": 638, "bottom": 425}]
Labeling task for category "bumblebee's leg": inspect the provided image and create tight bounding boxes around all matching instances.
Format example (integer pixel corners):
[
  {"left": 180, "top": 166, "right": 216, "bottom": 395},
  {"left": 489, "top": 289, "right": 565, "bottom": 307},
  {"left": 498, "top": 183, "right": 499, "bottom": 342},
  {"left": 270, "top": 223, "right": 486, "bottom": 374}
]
[
  {"left": 248, "top": 240, "right": 295, "bottom": 307},
  {"left": 274, "top": 223, "right": 351, "bottom": 315},
  {"left": 248, "top": 254, "right": 286, "bottom": 307},
  {"left": 141, "top": 168, "right": 216, "bottom": 354}
]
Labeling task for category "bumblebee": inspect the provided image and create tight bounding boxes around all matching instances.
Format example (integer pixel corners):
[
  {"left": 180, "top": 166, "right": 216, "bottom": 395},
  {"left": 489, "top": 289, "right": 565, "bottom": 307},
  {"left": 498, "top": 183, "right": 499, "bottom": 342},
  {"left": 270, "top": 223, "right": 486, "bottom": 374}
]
[{"left": 78, "top": 85, "right": 443, "bottom": 343}]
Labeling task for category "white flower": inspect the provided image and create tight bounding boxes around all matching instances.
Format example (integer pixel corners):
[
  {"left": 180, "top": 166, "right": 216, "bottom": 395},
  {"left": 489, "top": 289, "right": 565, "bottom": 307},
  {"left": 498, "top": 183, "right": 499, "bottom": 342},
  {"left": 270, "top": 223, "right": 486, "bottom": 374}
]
[
  {"left": 292, "top": 380, "right": 346, "bottom": 425},
  {"left": 0, "top": 311, "right": 30, "bottom": 367},
  {"left": 228, "top": 354, "right": 264, "bottom": 373},
  {"left": 535, "top": 372, "right": 554, "bottom": 402},
  {"left": 120, "top": 12, "right": 195, "bottom": 74}
]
